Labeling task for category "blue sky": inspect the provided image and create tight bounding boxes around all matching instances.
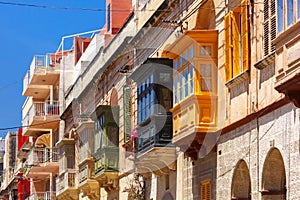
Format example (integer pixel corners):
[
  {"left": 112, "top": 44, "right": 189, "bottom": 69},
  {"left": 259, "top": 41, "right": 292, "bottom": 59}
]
[{"left": 0, "top": 0, "right": 106, "bottom": 137}]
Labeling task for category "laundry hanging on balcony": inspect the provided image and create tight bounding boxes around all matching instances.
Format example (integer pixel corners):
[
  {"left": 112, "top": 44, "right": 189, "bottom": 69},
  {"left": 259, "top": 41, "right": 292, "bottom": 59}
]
[{"left": 35, "top": 133, "right": 51, "bottom": 148}]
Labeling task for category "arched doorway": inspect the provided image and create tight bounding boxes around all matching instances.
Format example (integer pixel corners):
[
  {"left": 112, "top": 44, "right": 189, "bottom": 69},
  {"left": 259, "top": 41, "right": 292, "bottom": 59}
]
[
  {"left": 261, "top": 148, "right": 286, "bottom": 200},
  {"left": 110, "top": 88, "right": 118, "bottom": 105},
  {"left": 231, "top": 160, "right": 251, "bottom": 200}
]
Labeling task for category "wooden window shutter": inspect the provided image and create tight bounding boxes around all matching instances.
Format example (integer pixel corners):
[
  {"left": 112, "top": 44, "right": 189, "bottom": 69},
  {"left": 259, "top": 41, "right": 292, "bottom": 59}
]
[
  {"left": 241, "top": 0, "right": 249, "bottom": 72},
  {"left": 232, "top": 12, "right": 240, "bottom": 77},
  {"left": 123, "top": 87, "right": 132, "bottom": 143},
  {"left": 224, "top": 12, "right": 233, "bottom": 82},
  {"left": 263, "top": 0, "right": 276, "bottom": 56},
  {"left": 200, "top": 179, "right": 211, "bottom": 200}
]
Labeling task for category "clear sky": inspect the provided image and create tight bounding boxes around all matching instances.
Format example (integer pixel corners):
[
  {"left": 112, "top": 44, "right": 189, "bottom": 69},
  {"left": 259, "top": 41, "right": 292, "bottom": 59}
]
[{"left": 0, "top": 0, "right": 106, "bottom": 137}]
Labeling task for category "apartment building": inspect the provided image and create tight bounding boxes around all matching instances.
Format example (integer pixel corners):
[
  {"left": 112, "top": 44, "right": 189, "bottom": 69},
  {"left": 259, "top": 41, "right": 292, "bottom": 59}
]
[{"left": 8, "top": 0, "right": 300, "bottom": 199}]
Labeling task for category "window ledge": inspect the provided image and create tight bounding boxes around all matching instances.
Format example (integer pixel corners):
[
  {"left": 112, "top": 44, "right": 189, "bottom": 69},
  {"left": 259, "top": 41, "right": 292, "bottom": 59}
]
[
  {"left": 225, "top": 71, "right": 249, "bottom": 89},
  {"left": 254, "top": 52, "right": 275, "bottom": 70}
]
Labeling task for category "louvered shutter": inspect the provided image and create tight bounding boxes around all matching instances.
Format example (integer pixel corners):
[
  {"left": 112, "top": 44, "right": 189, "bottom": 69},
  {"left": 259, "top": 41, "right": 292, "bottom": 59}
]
[
  {"left": 123, "top": 87, "right": 131, "bottom": 143},
  {"left": 232, "top": 12, "right": 240, "bottom": 77},
  {"left": 200, "top": 180, "right": 211, "bottom": 200},
  {"left": 264, "top": 0, "right": 276, "bottom": 56},
  {"left": 241, "top": 0, "right": 249, "bottom": 72},
  {"left": 224, "top": 12, "right": 233, "bottom": 82}
]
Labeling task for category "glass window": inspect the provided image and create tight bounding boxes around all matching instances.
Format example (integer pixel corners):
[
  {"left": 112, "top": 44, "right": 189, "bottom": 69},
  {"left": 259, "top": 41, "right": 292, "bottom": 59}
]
[
  {"left": 174, "top": 77, "right": 178, "bottom": 104},
  {"left": 200, "top": 46, "right": 212, "bottom": 56},
  {"left": 184, "top": 51, "right": 189, "bottom": 63},
  {"left": 200, "top": 64, "right": 212, "bottom": 92},
  {"left": 138, "top": 99, "right": 141, "bottom": 123},
  {"left": 179, "top": 74, "right": 183, "bottom": 101},
  {"left": 277, "top": 0, "right": 284, "bottom": 33},
  {"left": 190, "top": 65, "right": 194, "bottom": 94},
  {"left": 180, "top": 57, "right": 183, "bottom": 68},
  {"left": 298, "top": 0, "right": 300, "bottom": 19},
  {"left": 287, "top": 0, "right": 294, "bottom": 27},
  {"left": 190, "top": 46, "right": 194, "bottom": 59},
  {"left": 150, "top": 73, "right": 154, "bottom": 84},
  {"left": 150, "top": 89, "right": 155, "bottom": 114},
  {"left": 184, "top": 69, "right": 189, "bottom": 98},
  {"left": 174, "top": 61, "right": 178, "bottom": 71}
]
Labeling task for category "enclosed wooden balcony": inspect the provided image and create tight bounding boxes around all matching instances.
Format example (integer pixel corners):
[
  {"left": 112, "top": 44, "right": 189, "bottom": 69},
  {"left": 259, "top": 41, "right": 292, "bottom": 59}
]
[
  {"left": 78, "top": 159, "right": 99, "bottom": 199},
  {"left": 92, "top": 105, "right": 119, "bottom": 190},
  {"left": 93, "top": 147, "right": 119, "bottom": 191},
  {"left": 22, "top": 100, "right": 60, "bottom": 137},
  {"left": 164, "top": 30, "right": 218, "bottom": 160},
  {"left": 130, "top": 58, "right": 176, "bottom": 173},
  {"left": 25, "top": 147, "right": 59, "bottom": 179},
  {"left": 56, "top": 169, "right": 79, "bottom": 200},
  {"left": 77, "top": 120, "right": 99, "bottom": 199},
  {"left": 23, "top": 54, "right": 60, "bottom": 98}
]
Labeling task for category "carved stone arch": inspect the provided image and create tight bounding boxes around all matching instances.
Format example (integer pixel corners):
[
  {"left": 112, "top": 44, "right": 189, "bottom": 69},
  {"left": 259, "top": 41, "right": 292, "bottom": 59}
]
[
  {"left": 261, "top": 148, "right": 286, "bottom": 200},
  {"left": 231, "top": 160, "right": 251, "bottom": 200},
  {"left": 110, "top": 88, "right": 118, "bottom": 105},
  {"left": 195, "top": 0, "right": 216, "bottom": 29}
]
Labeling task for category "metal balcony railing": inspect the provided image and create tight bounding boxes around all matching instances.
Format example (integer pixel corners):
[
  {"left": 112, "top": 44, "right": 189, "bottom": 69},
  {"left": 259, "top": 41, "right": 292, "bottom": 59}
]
[
  {"left": 22, "top": 100, "right": 59, "bottom": 127},
  {"left": 23, "top": 54, "right": 60, "bottom": 91},
  {"left": 56, "top": 169, "right": 77, "bottom": 195},
  {"left": 27, "top": 191, "right": 56, "bottom": 200},
  {"left": 26, "top": 147, "right": 58, "bottom": 166}
]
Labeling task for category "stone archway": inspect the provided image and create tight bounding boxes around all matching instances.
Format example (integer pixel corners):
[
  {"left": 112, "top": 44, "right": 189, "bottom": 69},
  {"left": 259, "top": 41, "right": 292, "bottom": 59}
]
[
  {"left": 261, "top": 148, "right": 286, "bottom": 200},
  {"left": 231, "top": 160, "right": 251, "bottom": 200},
  {"left": 110, "top": 88, "right": 118, "bottom": 105}
]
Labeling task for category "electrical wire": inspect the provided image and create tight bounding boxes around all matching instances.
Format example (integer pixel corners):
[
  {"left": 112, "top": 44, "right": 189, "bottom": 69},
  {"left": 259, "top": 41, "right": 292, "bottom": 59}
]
[{"left": 0, "top": 1, "right": 265, "bottom": 12}]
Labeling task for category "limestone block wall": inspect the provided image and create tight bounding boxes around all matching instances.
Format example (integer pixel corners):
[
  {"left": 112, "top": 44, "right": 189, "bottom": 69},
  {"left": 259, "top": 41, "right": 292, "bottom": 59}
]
[{"left": 217, "top": 103, "right": 300, "bottom": 200}]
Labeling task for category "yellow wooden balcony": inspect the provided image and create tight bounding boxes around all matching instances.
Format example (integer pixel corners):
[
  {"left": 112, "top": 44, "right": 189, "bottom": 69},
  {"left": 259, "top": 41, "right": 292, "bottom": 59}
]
[
  {"left": 23, "top": 55, "right": 60, "bottom": 98},
  {"left": 165, "top": 30, "right": 218, "bottom": 160}
]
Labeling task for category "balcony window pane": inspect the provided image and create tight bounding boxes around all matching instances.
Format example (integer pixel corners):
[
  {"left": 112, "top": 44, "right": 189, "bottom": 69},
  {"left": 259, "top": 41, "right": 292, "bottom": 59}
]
[
  {"left": 190, "top": 65, "right": 194, "bottom": 94},
  {"left": 190, "top": 47, "right": 194, "bottom": 59},
  {"left": 138, "top": 99, "right": 141, "bottom": 123},
  {"left": 150, "top": 73, "right": 154, "bottom": 84},
  {"left": 150, "top": 89, "right": 155, "bottom": 114},
  {"left": 67, "top": 156, "right": 74, "bottom": 169},
  {"left": 174, "top": 77, "right": 178, "bottom": 104},
  {"left": 174, "top": 61, "right": 178, "bottom": 71},
  {"left": 200, "top": 46, "right": 212, "bottom": 56},
  {"left": 287, "top": 0, "right": 294, "bottom": 27},
  {"left": 277, "top": 0, "right": 284, "bottom": 33},
  {"left": 200, "top": 64, "right": 212, "bottom": 92},
  {"left": 184, "top": 69, "right": 189, "bottom": 97},
  {"left": 180, "top": 57, "right": 183, "bottom": 68},
  {"left": 184, "top": 51, "right": 189, "bottom": 63},
  {"left": 179, "top": 74, "right": 183, "bottom": 101},
  {"left": 298, "top": 0, "right": 300, "bottom": 19}
]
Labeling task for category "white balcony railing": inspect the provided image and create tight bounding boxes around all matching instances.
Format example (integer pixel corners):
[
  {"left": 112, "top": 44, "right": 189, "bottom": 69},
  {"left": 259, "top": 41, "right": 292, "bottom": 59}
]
[
  {"left": 56, "top": 169, "right": 77, "bottom": 195},
  {"left": 26, "top": 148, "right": 58, "bottom": 166},
  {"left": 22, "top": 100, "right": 59, "bottom": 128},
  {"left": 27, "top": 192, "right": 56, "bottom": 200}
]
